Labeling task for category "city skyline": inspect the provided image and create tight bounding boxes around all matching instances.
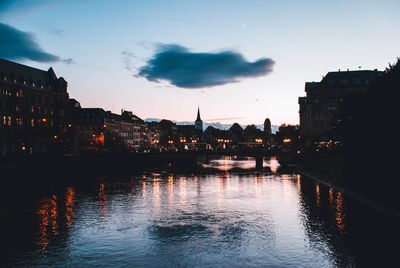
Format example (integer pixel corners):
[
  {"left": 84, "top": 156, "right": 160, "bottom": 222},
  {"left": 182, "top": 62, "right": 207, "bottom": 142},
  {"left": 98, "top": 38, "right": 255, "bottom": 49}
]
[{"left": 1, "top": 0, "right": 399, "bottom": 125}]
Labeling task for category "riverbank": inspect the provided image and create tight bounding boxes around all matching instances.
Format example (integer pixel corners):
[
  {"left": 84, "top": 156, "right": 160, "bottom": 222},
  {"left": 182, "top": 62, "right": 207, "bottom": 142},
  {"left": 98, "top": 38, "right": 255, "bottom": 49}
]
[{"left": 279, "top": 152, "right": 400, "bottom": 220}]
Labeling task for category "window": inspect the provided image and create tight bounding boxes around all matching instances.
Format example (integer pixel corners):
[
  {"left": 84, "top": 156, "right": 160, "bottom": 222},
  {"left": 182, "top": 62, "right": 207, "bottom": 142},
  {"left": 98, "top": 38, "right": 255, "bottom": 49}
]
[
  {"left": 16, "top": 90, "right": 23, "bottom": 97},
  {"left": 16, "top": 118, "right": 23, "bottom": 126},
  {"left": 30, "top": 118, "right": 35, "bottom": 127},
  {"left": 16, "top": 105, "right": 19, "bottom": 112},
  {"left": 7, "top": 116, "right": 11, "bottom": 126},
  {"left": 2, "top": 116, "right": 6, "bottom": 126}
]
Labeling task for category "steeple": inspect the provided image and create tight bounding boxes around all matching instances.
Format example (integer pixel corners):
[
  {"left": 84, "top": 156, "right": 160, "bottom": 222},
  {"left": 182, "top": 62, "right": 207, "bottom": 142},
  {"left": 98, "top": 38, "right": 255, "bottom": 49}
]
[
  {"left": 196, "top": 106, "right": 201, "bottom": 121},
  {"left": 195, "top": 106, "right": 203, "bottom": 132}
]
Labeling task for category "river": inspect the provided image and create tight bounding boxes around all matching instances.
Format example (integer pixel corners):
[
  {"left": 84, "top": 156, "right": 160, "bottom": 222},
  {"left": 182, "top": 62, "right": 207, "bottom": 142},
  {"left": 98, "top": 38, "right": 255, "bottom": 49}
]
[{"left": 0, "top": 156, "right": 398, "bottom": 267}]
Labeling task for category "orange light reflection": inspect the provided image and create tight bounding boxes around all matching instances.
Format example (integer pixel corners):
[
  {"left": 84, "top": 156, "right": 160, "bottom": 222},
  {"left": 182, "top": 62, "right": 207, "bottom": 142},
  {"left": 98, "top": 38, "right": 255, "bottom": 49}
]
[{"left": 65, "top": 187, "right": 75, "bottom": 228}]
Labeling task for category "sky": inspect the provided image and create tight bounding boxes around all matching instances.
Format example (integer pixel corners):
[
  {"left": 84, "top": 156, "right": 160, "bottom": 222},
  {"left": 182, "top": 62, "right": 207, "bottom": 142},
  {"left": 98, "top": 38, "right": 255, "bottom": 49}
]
[{"left": 1, "top": 0, "right": 399, "bottom": 126}]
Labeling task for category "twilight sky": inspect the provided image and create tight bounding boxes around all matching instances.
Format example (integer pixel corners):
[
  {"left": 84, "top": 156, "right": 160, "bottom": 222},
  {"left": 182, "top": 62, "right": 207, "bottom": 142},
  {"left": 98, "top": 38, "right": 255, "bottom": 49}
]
[{"left": 1, "top": 0, "right": 399, "bottom": 125}]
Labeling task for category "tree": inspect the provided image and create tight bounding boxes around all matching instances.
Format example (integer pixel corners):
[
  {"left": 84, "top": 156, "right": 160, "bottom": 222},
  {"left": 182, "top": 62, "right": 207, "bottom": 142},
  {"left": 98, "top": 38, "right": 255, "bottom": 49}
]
[{"left": 335, "top": 58, "right": 400, "bottom": 205}]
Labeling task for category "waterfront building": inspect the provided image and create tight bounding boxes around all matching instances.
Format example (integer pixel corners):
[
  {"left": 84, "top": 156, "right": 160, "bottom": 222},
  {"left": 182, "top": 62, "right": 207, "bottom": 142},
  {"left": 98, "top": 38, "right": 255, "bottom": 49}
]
[
  {"left": 0, "top": 58, "right": 69, "bottom": 156},
  {"left": 299, "top": 69, "right": 382, "bottom": 138},
  {"left": 78, "top": 108, "right": 141, "bottom": 151},
  {"left": 204, "top": 126, "right": 230, "bottom": 150},
  {"left": 147, "top": 121, "right": 162, "bottom": 150}
]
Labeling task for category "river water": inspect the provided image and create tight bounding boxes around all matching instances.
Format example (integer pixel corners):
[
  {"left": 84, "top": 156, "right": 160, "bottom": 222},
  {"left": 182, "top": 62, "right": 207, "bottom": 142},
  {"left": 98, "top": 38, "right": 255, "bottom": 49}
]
[{"left": 0, "top": 157, "right": 399, "bottom": 267}]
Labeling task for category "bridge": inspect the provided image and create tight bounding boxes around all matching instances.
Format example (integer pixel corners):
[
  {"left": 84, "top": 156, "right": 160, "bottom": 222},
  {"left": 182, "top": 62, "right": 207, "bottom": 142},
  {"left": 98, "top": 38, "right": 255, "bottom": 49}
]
[{"left": 0, "top": 149, "right": 287, "bottom": 174}]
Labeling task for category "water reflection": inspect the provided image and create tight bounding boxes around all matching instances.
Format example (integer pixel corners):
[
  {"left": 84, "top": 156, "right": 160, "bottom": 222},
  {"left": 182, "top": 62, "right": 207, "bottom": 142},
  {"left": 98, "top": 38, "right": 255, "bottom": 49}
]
[
  {"left": 202, "top": 156, "right": 256, "bottom": 171},
  {"left": 329, "top": 187, "right": 334, "bottom": 207},
  {"left": 316, "top": 184, "right": 321, "bottom": 207},
  {"left": 1, "top": 157, "right": 399, "bottom": 267},
  {"left": 37, "top": 195, "right": 58, "bottom": 251},
  {"left": 65, "top": 187, "right": 75, "bottom": 228},
  {"left": 98, "top": 183, "right": 108, "bottom": 218},
  {"left": 264, "top": 156, "right": 280, "bottom": 174},
  {"left": 335, "top": 192, "right": 345, "bottom": 233}
]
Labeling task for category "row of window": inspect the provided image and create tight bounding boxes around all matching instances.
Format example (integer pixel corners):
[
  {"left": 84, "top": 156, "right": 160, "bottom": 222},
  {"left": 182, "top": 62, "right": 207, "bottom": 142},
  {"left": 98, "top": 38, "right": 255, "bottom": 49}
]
[
  {"left": 1, "top": 105, "right": 55, "bottom": 116},
  {"left": 1, "top": 116, "right": 55, "bottom": 127},
  {"left": 2, "top": 76, "right": 51, "bottom": 90},
  {"left": 0, "top": 88, "right": 63, "bottom": 105}
]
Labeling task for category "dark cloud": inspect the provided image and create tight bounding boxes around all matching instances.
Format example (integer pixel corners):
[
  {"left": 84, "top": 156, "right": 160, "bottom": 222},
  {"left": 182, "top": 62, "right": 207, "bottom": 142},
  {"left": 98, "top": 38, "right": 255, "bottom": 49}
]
[
  {"left": 138, "top": 44, "right": 275, "bottom": 89},
  {"left": 0, "top": 22, "right": 60, "bottom": 62},
  {"left": 0, "top": 0, "right": 15, "bottom": 14},
  {"left": 0, "top": 0, "right": 44, "bottom": 16}
]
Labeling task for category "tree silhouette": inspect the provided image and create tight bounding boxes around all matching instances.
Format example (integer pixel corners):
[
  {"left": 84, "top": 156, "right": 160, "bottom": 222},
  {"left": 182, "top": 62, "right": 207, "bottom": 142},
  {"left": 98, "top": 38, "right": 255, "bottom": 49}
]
[{"left": 335, "top": 58, "right": 400, "bottom": 206}]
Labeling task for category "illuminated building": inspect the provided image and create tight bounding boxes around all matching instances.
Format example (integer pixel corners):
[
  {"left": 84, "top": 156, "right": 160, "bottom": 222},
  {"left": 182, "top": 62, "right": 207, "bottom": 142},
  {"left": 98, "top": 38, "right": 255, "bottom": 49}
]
[
  {"left": 78, "top": 108, "right": 141, "bottom": 151},
  {"left": 0, "top": 58, "right": 69, "bottom": 156}
]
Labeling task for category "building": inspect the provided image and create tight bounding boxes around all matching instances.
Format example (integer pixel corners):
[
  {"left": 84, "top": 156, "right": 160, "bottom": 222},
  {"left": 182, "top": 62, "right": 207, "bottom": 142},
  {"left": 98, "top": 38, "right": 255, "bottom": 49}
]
[
  {"left": 0, "top": 58, "right": 69, "bottom": 156},
  {"left": 78, "top": 108, "right": 141, "bottom": 151},
  {"left": 195, "top": 106, "right": 203, "bottom": 133},
  {"left": 299, "top": 69, "right": 382, "bottom": 138},
  {"left": 263, "top": 118, "right": 271, "bottom": 135},
  {"left": 147, "top": 121, "right": 161, "bottom": 150}
]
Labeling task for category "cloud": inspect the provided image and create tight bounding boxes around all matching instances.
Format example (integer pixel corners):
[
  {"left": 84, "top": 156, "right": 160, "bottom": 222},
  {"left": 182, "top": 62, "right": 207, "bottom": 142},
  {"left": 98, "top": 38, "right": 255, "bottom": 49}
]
[
  {"left": 121, "top": 51, "right": 138, "bottom": 71},
  {"left": 137, "top": 44, "right": 275, "bottom": 89},
  {"left": 0, "top": 22, "right": 60, "bottom": 62},
  {"left": 61, "top": 58, "right": 77, "bottom": 65},
  {"left": 0, "top": 0, "right": 16, "bottom": 14}
]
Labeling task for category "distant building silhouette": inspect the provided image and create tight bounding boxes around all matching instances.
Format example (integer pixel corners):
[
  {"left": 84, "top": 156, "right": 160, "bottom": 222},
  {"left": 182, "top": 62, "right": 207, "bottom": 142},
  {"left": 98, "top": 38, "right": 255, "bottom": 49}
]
[
  {"left": 263, "top": 118, "right": 271, "bottom": 135},
  {"left": 299, "top": 69, "right": 382, "bottom": 138},
  {"left": 195, "top": 106, "right": 203, "bottom": 132}
]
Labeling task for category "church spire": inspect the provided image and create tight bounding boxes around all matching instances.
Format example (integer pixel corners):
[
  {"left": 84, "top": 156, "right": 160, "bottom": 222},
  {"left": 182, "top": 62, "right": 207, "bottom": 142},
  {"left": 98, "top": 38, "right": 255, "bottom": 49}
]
[
  {"left": 196, "top": 106, "right": 201, "bottom": 121},
  {"left": 195, "top": 106, "right": 203, "bottom": 132}
]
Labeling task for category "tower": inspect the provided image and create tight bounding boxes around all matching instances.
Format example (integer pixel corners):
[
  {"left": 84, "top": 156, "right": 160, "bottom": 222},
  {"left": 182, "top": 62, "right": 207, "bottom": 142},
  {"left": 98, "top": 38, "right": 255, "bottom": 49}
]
[
  {"left": 195, "top": 106, "right": 203, "bottom": 132},
  {"left": 264, "top": 118, "right": 271, "bottom": 135}
]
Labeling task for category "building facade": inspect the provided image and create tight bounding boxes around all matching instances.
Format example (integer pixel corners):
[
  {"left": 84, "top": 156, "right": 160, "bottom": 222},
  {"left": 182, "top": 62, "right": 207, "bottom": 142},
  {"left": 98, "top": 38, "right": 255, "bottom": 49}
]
[
  {"left": 299, "top": 69, "right": 382, "bottom": 138},
  {"left": 78, "top": 108, "right": 141, "bottom": 151},
  {"left": 0, "top": 58, "right": 69, "bottom": 156}
]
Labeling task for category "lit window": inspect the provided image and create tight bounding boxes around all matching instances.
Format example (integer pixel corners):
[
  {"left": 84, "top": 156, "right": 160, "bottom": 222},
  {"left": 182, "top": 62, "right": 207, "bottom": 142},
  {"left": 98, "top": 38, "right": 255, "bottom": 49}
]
[
  {"left": 16, "top": 90, "right": 23, "bottom": 97},
  {"left": 7, "top": 116, "right": 11, "bottom": 126},
  {"left": 30, "top": 118, "right": 35, "bottom": 127},
  {"left": 16, "top": 105, "right": 19, "bottom": 112}
]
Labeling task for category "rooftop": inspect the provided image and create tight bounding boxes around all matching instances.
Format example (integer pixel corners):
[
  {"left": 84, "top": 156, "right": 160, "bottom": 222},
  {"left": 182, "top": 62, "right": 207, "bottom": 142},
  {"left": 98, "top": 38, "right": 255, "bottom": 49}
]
[{"left": 0, "top": 58, "right": 59, "bottom": 87}]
